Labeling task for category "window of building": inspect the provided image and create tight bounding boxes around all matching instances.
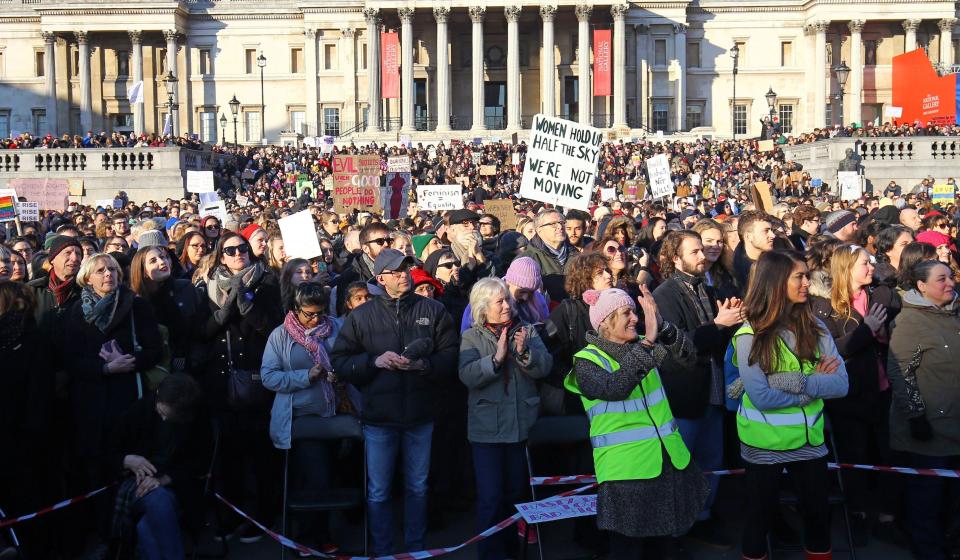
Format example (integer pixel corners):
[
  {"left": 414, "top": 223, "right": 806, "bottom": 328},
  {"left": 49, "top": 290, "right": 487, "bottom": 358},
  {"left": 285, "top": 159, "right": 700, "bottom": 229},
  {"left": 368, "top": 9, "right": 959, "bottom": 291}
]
[
  {"left": 35, "top": 51, "right": 45, "bottom": 77},
  {"left": 362, "top": 106, "right": 369, "bottom": 128},
  {"left": 245, "top": 49, "right": 257, "bottom": 74},
  {"left": 113, "top": 113, "right": 133, "bottom": 129},
  {"left": 361, "top": 43, "right": 368, "bottom": 70},
  {"left": 290, "top": 110, "right": 305, "bottom": 134},
  {"left": 778, "top": 104, "right": 794, "bottom": 133},
  {"left": 780, "top": 41, "right": 793, "bottom": 66},
  {"left": 686, "top": 103, "right": 703, "bottom": 129},
  {"left": 244, "top": 110, "right": 261, "bottom": 142},
  {"left": 73, "top": 49, "right": 80, "bottom": 77},
  {"left": 200, "top": 111, "right": 216, "bottom": 143},
  {"left": 117, "top": 50, "right": 129, "bottom": 77},
  {"left": 686, "top": 42, "right": 700, "bottom": 68},
  {"left": 654, "top": 39, "right": 667, "bottom": 66},
  {"left": 32, "top": 109, "right": 46, "bottom": 135},
  {"left": 324, "top": 44, "right": 337, "bottom": 71},
  {"left": 825, "top": 103, "right": 833, "bottom": 127},
  {"left": 653, "top": 102, "right": 669, "bottom": 131},
  {"left": 323, "top": 107, "right": 340, "bottom": 137},
  {"left": 291, "top": 48, "right": 304, "bottom": 74},
  {"left": 864, "top": 40, "right": 877, "bottom": 66},
  {"left": 0, "top": 110, "right": 10, "bottom": 138},
  {"left": 199, "top": 49, "right": 212, "bottom": 75},
  {"left": 954, "top": 40, "right": 960, "bottom": 66},
  {"left": 733, "top": 104, "right": 747, "bottom": 135},
  {"left": 734, "top": 41, "right": 746, "bottom": 66}
]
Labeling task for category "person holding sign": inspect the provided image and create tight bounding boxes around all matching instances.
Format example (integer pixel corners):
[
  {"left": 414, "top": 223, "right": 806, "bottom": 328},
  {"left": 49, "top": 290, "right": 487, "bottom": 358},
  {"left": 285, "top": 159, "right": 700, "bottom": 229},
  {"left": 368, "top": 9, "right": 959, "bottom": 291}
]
[{"left": 564, "top": 287, "right": 706, "bottom": 560}]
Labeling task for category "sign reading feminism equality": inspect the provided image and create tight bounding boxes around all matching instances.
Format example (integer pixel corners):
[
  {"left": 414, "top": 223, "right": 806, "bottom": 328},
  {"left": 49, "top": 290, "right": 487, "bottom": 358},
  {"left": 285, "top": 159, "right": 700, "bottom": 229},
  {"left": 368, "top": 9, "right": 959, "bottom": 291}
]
[{"left": 518, "top": 114, "right": 603, "bottom": 211}]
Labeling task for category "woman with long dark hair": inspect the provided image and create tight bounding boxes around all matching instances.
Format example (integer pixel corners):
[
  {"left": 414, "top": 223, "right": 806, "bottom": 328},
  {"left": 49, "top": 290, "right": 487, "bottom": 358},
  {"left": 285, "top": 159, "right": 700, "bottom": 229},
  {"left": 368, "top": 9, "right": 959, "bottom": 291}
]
[
  {"left": 176, "top": 231, "right": 207, "bottom": 281},
  {"left": 730, "top": 251, "right": 848, "bottom": 560}
]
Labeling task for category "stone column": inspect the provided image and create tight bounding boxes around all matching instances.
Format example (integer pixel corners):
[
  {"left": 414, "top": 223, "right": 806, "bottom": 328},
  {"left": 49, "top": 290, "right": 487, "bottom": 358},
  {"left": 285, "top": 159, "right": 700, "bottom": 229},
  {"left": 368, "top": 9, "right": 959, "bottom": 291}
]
[
  {"left": 128, "top": 31, "right": 144, "bottom": 137},
  {"left": 673, "top": 24, "right": 687, "bottom": 131},
  {"left": 470, "top": 5, "right": 486, "bottom": 131},
  {"left": 611, "top": 4, "right": 628, "bottom": 129},
  {"left": 903, "top": 19, "right": 920, "bottom": 52},
  {"left": 505, "top": 4, "right": 521, "bottom": 130},
  {"left": 163, "top": 30, "right": 180, "bottom": 136},
  {"left": 399, "top": 7, "right": 415, "bottom": 131},
  {"left": 814, "top": 21, "right": 829, "bottom": 128},
  {"left": 635, "top": 24, "right": 648, "bottom": 129},
  {"left": 848, "top": 20, "right": 864, "bottom": 126},
  {"left": 433, "top": 7, "right": 451, "bottom": 131},
  {"left": 363, "top": 8, "right": 381, "bottom": 133},
  {"left": 539, "top": 5, "right": 557, "bottom": 117},
  {"left": 940, "top": 18, "right": 956, "bottom": 66},
  {"left": 341, "top": 28, "right": 357, "bottom": 128},
  {"left": 42, "top": 32, "right": 57, "bottom": 136},
  {"left": 304, "top": 29, "right": 318, "bottom": 135},
  {"left": 76, "top": 31, "right": 92, "bottom": 133},
  {"left": 576, "top": 3, "right": 592, "bottom": 126}
]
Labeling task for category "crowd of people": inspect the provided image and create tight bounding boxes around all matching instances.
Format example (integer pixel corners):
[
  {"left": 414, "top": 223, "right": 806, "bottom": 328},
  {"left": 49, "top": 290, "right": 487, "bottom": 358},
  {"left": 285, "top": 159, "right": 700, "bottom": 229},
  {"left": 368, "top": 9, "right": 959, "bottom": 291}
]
[{"left": 0, "top": 131, "right": 959, "bottom": 560}]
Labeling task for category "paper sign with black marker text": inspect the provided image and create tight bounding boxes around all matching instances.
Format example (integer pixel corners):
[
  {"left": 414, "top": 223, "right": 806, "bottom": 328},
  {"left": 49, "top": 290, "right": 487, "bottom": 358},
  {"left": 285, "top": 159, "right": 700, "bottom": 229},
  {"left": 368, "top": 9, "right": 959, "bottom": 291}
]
[
  {"left": 416, "top": 185, "right": 464, "bottom": 212},
  {"left": 645, "top": 154, "right": 674, "bottom": 199},
  {"left": 519, "top": 114, "right": 602, "bottom": 211}
]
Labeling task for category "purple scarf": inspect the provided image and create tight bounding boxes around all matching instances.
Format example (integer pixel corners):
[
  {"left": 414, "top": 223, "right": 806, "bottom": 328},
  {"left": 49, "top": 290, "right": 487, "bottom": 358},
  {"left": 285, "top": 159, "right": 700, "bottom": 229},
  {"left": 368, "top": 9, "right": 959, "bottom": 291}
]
[{"left": 283, "top": 311, "right": 334, "bottom": 373}]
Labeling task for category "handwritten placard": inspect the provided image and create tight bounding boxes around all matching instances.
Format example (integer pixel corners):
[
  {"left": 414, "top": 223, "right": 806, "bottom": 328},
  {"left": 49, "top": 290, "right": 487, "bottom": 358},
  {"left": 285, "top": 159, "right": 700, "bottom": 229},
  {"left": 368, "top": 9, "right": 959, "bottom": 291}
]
[
  {"left": 387, "top": 156, "right": 411, "bottom": 173},
  {"left": 645, "top": 154, "right": 674, "bottom": 199},
  {"left": 332, "top": 155, "right": 381, "bottom": 213},
  {"left": 479, "top": 165, "right": 497, "bottom": 176},
  {"left": 16, "top": 201, "right": 40, "bottom": 222},
  {"left": 515, "top": 495, "right": 597, "bottom": 524},
  {"left": 187, "top": 170, "right": 215, "bottom": 193},
  {"left": 416, "top": 185, "right": 463, "bottom": 212},
  {"left": 518, "top": 114, "right": 602, "bottom": 211},
  {"left": 483, "top": 199, "right": 517, "bottom": 231},
  {"left": 8, "top": 178, "right": 69, "bottom": 211}
]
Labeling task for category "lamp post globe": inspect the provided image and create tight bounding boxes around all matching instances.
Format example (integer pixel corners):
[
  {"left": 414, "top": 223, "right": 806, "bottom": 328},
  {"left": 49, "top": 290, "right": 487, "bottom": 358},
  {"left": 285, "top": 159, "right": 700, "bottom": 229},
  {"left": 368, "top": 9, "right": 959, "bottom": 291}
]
[
  {"left": 766, "top": 86, "right": 778, "bottom": 120},
  {"left": 219, "top": 113, "right": 227, "bottom": 145}
]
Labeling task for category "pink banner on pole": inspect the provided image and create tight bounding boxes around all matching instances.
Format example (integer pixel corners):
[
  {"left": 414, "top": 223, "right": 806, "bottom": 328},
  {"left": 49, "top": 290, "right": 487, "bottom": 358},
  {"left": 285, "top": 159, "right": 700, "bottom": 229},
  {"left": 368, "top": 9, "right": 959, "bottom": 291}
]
[
  {"left": 593, "top": 30, "right": 612, "bottom": 97},
  {"left": 381, "top": 32, "right": 400, "bottom": 99}
]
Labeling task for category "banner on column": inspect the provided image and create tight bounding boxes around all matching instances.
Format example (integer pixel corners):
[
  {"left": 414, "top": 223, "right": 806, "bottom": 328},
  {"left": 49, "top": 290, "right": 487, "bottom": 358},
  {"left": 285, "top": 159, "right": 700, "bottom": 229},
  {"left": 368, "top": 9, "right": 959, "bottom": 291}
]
[
  {"left": 593, "top": 30, "right": 612, "bottom": 97},
  {"left": 645, "top": 154, "right": 674, "bottom": 199},
  {"left": 518, "top": 114, "right": 603, "bottom": 211},
  {"left": 381, "top": 32, "right": 400, "bottom": 99}
]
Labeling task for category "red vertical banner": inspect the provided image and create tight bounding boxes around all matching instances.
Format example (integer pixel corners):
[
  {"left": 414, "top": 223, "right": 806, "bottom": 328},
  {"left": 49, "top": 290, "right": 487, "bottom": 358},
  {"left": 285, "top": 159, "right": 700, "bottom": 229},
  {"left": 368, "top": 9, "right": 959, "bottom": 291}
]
[
  {"left": 381, "top": 32, "right": 400, "bottom": 99},
  {"left": 593, "top": 29, "right": 612, "bottom": 97}
]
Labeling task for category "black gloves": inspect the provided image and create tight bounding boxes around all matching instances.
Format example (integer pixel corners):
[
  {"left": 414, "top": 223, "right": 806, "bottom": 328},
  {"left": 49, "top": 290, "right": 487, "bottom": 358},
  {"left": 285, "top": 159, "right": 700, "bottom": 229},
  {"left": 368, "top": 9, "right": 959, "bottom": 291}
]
[{"left": 909, "top": 415, "right": 934, "bottom": 442}]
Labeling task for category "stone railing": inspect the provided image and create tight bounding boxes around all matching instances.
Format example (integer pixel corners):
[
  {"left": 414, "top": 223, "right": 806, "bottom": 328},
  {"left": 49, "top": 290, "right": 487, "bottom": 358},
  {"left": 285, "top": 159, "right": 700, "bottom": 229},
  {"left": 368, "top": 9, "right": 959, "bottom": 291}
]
[
  {"left": 0, "top": 147, "right": 226, "bottom": 202},
  {"left": 782, "top": 136, "right": 960, "bottom": 190}
]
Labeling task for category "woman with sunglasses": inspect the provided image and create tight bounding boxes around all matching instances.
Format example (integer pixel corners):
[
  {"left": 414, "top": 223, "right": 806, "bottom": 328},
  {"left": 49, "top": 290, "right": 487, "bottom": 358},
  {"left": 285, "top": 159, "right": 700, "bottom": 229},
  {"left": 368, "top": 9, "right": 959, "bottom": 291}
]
[
  {"left": 424, "top": 249, "right": 469, "bottom": 329},
  {"left": 594, "top": 233, "right": 642, "bottom": 300},
  {"left": 201, "top": 216, "right": 222, "bottom": 252},
  {"left": 201, "top": 231, "right": 284, "bottom": 544}
]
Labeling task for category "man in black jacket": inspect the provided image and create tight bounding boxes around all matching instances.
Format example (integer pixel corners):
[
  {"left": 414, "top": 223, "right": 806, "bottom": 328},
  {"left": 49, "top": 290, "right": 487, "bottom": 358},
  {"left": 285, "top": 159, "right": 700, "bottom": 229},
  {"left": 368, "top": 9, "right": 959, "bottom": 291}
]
[
  {"left": 331, "top": 249, "right": 458, "bottom": 556},
  {"left": 653, "top": 231, "right": 742, "bottom": 547}
]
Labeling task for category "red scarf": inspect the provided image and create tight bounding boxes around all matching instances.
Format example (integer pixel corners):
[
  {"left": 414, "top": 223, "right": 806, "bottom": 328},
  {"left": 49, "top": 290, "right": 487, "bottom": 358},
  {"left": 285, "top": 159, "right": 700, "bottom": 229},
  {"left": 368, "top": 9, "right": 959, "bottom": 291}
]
[{"left": 48, "top": 271, "right": 75, "bottom": 306}]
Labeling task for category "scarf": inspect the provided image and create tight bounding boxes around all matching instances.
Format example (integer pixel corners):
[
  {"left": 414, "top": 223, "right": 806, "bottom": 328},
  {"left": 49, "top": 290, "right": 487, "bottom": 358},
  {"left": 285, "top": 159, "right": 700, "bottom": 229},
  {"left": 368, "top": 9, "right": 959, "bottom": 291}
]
[
  {"left": 48, "top": 270, "right": 75, "bottom": 306},
  {"left": 81, "top": 286, "right": 120, "bottom": 333},
  {"left": 283, "top": 311, "right": 339, "bottom": 414},
  {"left": 671, "top": 270, "right": 723, "bottom": 406},
  {"left": 542, "top": 239, "right": 569, "bottom": 267},
  {"left": 207, "top": 261, "right": 264, "bottom": 315},
  {"left": 485, "top": 319, "right": 517, "bottom": 394}
]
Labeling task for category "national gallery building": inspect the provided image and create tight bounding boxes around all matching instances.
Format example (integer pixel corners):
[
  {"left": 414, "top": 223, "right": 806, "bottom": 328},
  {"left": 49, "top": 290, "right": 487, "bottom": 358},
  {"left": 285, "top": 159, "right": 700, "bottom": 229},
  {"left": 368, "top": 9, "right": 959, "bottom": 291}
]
[{"left": 0, "top": 0, "right": 957, "bottom": 142}]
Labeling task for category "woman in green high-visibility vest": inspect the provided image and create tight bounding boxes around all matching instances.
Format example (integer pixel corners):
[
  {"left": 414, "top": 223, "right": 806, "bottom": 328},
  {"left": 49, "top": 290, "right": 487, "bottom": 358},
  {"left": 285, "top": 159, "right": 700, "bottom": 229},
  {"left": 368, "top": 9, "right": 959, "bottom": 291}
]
[
  {"left": 731, "top": 251, "right": 848, "bottom": 560},
  {"left": 566, "top": 286, "right": 708, "bottom": 560}
]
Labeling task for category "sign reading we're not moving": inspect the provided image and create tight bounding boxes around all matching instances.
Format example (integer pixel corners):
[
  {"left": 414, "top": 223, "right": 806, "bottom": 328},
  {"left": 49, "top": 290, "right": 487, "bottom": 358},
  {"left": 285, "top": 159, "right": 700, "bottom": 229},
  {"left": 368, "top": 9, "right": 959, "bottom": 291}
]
[{"left": 518, "top": 114, "right": 602, "bottom": 211}]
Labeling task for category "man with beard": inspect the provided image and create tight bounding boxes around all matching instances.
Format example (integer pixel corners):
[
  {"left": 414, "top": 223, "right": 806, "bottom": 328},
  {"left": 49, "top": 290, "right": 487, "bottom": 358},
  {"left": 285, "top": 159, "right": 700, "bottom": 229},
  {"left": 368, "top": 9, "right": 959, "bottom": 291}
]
[{"left": 653, "top": 230, "right": 743, "bottom": 549}]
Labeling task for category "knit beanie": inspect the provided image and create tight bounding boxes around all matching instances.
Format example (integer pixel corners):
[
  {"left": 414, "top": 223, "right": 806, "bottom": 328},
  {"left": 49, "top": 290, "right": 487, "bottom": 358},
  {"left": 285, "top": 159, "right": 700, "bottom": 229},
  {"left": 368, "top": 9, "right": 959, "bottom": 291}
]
[
  {"left": 823, "top": 210, "right": 856, "bottom": 234},
  {"left": 503, "top": 256, "right": 542, "bottom": 291},
  {"left": 583, "top": 288, "right": 636, "bottom": 331},
  {"left": 412, "top": 234, "right": 436, "bottom": 259},
  {"left": 916, "top": 230, "right": 951, "bottom": 249},
  {"left": 240, "top": 223, "right": 262, "bottom": 241},
  {"left": 137, "top": 229, "right": 167, "bottom": 248},
  {"left": 47, "top": 235, "right": 82, "bottom": 262}
]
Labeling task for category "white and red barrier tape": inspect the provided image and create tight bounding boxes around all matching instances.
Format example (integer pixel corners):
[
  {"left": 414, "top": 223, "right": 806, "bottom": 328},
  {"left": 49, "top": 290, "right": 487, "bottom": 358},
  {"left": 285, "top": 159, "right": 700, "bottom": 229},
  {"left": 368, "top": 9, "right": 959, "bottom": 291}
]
[{"left": 0, "top": 484, "right": 115, "bottom": 529}]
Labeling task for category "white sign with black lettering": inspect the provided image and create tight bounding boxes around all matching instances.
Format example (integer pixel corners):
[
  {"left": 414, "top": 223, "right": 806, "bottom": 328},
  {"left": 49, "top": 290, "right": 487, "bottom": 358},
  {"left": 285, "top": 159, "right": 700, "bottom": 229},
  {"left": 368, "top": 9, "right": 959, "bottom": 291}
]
[
  {"left": 416, "top": 185, "right": 464, "bottom": 212},
  {"left": 186, "top": 170, "right": 215, "bottom": 193},
  {"left": 645, "top": 154, "right": 674, "bottom": 199},
  {"left": 518, "top": 114, "right": 602, "bottom": 211},
  {"left": 838, "top": 171, "right": 863, "bottom": 201},
  {"left": 16, "top": 201, "right": 39, "bottom": 222}
]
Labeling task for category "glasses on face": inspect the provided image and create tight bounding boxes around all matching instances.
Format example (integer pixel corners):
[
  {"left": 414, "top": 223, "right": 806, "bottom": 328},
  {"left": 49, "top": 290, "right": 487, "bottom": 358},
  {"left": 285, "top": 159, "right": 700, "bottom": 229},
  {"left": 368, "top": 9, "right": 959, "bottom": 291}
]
[
  {"left": 436, "top": 261, "right": 460, "bottom": 269},
  {"left": 417, "top": 284, "right": 436, "bottom": 294},
  {"left": 106, "top": 242, "right": 127, "bottom": 251},
  {"left": 188, "top": 242, "right": 205, "bottom": 250},
  {"left": 381, "top": 266, "right": 410, "bottom": 277},
  {"left": 539, "top": 221, "right": 566, "bottom": 230},
  {"left": 297, "top": 309, "right": 322, "bottom": 320},
  {"left": 366, "top": 237, "right": 389, "bottom": 246},
  {"left": 205, "top": 224, "right": 221, "bottom": 231},
  {"left": 479, "top": 221, "right": 494, "bottom": 227},
  {"left": 223, "top": 244, "right": 250, "bottom": 257},
  {"left": 605, "top": 245, "right": 626, "bottom": 255},
  {"left": 456, "top": 221, "right": 478, "bottom": 229}
]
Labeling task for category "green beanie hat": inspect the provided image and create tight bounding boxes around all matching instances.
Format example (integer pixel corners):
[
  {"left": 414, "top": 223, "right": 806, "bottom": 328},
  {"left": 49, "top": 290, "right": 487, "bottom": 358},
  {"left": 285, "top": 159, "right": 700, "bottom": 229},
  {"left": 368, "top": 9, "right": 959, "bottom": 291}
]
[{"left": 412, "top": 234, "right": 436, "bottom": 259}]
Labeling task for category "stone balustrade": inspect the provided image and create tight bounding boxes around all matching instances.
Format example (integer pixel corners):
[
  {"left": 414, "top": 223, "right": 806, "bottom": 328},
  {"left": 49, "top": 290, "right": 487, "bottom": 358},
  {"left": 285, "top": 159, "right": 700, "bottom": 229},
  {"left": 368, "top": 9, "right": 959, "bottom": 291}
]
[
  {"left": 781, "top": 136, "right": 960, "bottom": 191},
  {"left": 0, "top": 147, "right": 227, "bottom": 202}
]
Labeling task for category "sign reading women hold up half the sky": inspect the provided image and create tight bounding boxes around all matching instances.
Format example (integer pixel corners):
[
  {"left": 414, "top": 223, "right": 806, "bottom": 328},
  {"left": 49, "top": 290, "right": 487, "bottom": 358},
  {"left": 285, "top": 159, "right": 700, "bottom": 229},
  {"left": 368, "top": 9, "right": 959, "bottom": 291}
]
[{"left": 519, "top": 114, "right": 602, "bottom": 211}]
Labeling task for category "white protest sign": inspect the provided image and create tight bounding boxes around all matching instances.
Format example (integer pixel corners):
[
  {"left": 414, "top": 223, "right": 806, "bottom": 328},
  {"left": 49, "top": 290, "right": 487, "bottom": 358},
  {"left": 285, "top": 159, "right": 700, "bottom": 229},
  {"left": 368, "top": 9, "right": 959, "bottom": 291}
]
[
  {"left": 16, "top": 201, "right": 40, "bottom": 221},
  {"left": 387, "top": 156, "right": 411, "bottom": 173},
  {"left": 600, "top": 187, "right": 617, "bottom": 202},
  {"left": 198, "top": 192, "right": 220, "bottom": 208},
  {"left": 838, "top": 171, "right": 863, "bottom": 201},
  {"left": 186, "top": 170, "right": 215, "bottom": 193},
  {"left": 202, "top": 201, "right": 227, "bottom": 222},
  {"left": 416, "top": 185, "right": 464, "bottom": 212},
  {"left": 235, "top": 194, "right": 249, "bottom": 207},
  {"left": 645, "top": 154, "right": 674, "bottom": 199},
  {"left": 95, "top": 199, "right": 114, "bottom": 209},
  {"left": 321, "top": 136, "right": 335, "bottom": 154},
  {"left": 884, "top": 106, "right": 903, "bottom": 118},
  {"left": 689, "top": 173, "right": 701, "bottom": 186},
  {"left": 279, "top": 209, "right": 322, "bottom": 260},
  {"left": 302, "top": 137, "right": 316, "bottom": 148},
  {"left": 515, "top": 495, "right": 597, "bottom": 524},
  {"left": 518, "top": 114, "right": 602, "bottom": 211},
  {"left": 511, "top": 152, "right": 520, "bottom": 166}
]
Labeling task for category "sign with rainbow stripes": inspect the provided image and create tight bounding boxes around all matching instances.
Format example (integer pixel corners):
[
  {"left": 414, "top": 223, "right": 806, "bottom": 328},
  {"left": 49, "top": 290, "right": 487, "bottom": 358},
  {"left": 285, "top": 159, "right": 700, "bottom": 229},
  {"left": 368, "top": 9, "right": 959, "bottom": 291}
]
[{"left": 0, "top": 195, "right": 15, "bottom": 222}]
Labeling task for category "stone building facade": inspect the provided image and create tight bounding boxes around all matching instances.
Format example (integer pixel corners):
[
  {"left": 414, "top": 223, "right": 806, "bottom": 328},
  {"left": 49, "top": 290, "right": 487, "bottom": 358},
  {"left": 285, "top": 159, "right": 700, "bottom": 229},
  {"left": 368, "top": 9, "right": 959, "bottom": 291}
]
[{"left": 0, "top": 0, "right": 957, "bottom": 143}]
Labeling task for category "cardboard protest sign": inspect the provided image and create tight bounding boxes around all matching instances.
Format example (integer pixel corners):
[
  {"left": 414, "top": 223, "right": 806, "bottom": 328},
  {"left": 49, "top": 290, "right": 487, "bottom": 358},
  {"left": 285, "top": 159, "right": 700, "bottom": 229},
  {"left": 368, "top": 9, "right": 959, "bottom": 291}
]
[
  {"left": 68, "top": 178, "right": 84, "bottom": 196},
  {"left": 387, "top": 156, "right": 411, "bottom": 173},
  {"left": 186, "top": 170, "right": 215, "bottom": 193},
  {"left": 789, "top": 171, "right": 803, "bottom": 184},
  {"left": 932, "top": 184, "right": 955, "bottom": 203},
  {"left": 515, "top": 495, "right": 597, "bottom": 524},
  {"left": 332, "top": 155, "right": 381, "bottom": 213},
  {"left": 645, "top": 154, "right": 673, "bottom": 199},
  {"left": 95, "top": 199, "right": 114, "bottom": 209},
  {"left": 483, "top": 199, "right": 517, "bottom": 230},
  {"left": 278, "top": 210, "right": 322, "bottom": 260},
  {"left": 757, "top": 140, "right": 775, "bottom": 152},
  {"left": 8, "top": 178, "right": 69, "bottom": 211},
  {"left": 623, "top": 179, "right": 639, "bottom": 200},
  {"left": 479, "top": 165, "right": 497, "bottom": 176},
  {"left": 838, "top": 172, "right": 863, "bottom": 201},
  {"left": 382, "top": 172, "right": 411, "bottom": 219},
  {"left": 455, "top": 176, "right": 470, "bottom": 188},
  {"left": 416, "top": 185, "right": 464, "bottom": 212},
  {"left": 16, "top": 201, "right": 39, "bottom": 222},
  {"left": 751, "top": 181, "right": 774, "bottom": 212},
  {"left": 518, "top": 114, "right": 602, "bottom": 211},
  {"left": 296, "top": 175, "right": 313, "bottom": 198},
  {"left": 235, "top": 194, "right": 249, "bottom": 207}
]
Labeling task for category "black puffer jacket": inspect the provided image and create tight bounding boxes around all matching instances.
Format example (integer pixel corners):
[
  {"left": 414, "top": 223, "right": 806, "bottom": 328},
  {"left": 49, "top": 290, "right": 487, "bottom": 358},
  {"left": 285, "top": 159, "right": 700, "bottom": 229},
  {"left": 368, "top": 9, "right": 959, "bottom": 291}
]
[{"left": 331, "top": 290, "right": 459, "bottom": 428}]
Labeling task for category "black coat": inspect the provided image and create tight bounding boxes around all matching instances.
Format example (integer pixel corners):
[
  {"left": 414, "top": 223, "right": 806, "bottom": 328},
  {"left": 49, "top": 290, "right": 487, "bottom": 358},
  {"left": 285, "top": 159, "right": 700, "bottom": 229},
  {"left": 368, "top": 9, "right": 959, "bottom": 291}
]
[
  {"left": 27, "top": 274, "right": 81, "bottom": 339},
  {"left": 331, "top": 291, "right": 459, "bottom": 429},
  {"left": 653, "top": 277, "right": 733, "bottom": 418},
  {"left": 544, "top": 298, "right": 594, "bottom": 413},
  {"left": 61, "top": 288, "right": 163, "bottom": 459},
  {"left": 146, "top": 278, "right": 207, "bottom": 371}
]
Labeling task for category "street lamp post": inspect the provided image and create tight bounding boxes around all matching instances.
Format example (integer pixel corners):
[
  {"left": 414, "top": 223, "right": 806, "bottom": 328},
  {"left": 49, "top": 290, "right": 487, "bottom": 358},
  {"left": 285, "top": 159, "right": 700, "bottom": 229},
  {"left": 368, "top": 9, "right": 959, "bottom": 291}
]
[
  {"left": 765, "top": 86, "right": 778, "bottom": 122},
  {"left": 833, "top": 60, "right": 850, "bottom": 126},
  {"left": 229, "top": 95, "right": 240, "bottom": 147},
  {"left": 163, "top": 71, "right": 177, "bottom": 137},
  {"left": 257, "top": 53, "right": 267, "bottom": 145},
  {"left": 219, "top": 113, "right": 227, "bottom": 146},
  {"left": 730, "top": 44, "right": 740, "bottom": 140}
]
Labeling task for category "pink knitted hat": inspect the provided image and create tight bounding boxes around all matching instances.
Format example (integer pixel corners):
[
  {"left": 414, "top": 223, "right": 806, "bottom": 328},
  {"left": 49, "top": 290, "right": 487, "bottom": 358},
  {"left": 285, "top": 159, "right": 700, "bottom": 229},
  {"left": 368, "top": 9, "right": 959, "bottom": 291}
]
[
  {"left": 504, "top": 256, "right": 542, "bottom": 291},
  {"left": 583, "top": 288, "right": 636, "bottom": 330}
]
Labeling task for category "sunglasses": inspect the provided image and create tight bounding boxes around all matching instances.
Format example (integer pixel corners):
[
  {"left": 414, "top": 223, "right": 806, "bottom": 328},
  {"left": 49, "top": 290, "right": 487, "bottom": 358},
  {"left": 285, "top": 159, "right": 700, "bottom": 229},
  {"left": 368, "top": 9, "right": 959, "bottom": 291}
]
[
  {"left": 223, "top": 244, "right": 250, "bottom": 256},
  {"left": 605, "top": 245, "right": 626, "bottom": 255},
  {"left": 366, "top": 237, "right": 389, "bottom": 246},
  {"left": 436, "top": 261, "right": 460, "bottom": 269},
  {"left": 205, "top": 224, "right": 221, "bottom": 230}
]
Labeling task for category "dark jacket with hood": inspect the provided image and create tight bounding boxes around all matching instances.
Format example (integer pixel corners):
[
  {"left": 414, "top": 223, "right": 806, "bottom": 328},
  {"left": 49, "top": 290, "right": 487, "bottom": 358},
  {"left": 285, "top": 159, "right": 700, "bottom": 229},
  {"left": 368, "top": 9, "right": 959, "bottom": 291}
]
[
  {"left": 526, "top": 235, "right": 574, "bottom": 301},
  {"left": 331, "top": 290, "right": 459, "bottom": 428}
]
